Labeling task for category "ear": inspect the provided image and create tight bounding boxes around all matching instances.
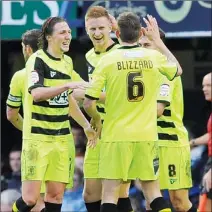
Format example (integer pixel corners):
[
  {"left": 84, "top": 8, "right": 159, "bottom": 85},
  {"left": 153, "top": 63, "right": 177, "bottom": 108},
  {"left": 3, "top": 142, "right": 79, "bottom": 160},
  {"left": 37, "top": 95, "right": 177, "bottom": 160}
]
[
  {"left": 115, "top": 30, "right": 120, "bottom": 39},
  {"left": 141, "top": 27, "right": 146, "bottom": 36}
]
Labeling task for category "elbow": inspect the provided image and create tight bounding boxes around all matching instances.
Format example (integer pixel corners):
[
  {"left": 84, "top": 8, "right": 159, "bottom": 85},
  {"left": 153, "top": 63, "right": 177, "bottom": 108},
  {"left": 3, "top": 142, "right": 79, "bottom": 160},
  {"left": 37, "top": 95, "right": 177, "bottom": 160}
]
[
  {"left": 31, "top": 90, "right": 42, "bottom": 102},
  {"left": 6, "top": 110, "right": 16, "bottom": 122},
  {"left": 176, "top": 66, "right": 183, "bottom": 76}
]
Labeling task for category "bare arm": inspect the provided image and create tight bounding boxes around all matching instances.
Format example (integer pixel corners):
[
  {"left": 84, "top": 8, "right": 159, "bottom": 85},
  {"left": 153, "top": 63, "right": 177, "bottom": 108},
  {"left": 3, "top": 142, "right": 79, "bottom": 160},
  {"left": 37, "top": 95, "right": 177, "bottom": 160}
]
[
  {"left": 68, "top": 95, "right": 90, "bottom": 128},
  {"left": 31, "top": 81, "right": 90, "bottom": 102},
  {"left": 31, "top": 85, "right": 68, "bottom": 102},
  {"left": 157, "top": 102, "right": 166, "bottom": 118},
  {"left": 6, "top": 106, "right": 23, "bottom": 131},
  {"left": 152, "top": 39, "right": 182, "bottom": 76},
  {"left": 143, "top": 15, "right": 182, "bottom": 76},
  {"left": 190, "top": 133, "right": 209, "bottom": 147},
  {"left": 72, "top": 89, "right": 106, "bottom": 104}
]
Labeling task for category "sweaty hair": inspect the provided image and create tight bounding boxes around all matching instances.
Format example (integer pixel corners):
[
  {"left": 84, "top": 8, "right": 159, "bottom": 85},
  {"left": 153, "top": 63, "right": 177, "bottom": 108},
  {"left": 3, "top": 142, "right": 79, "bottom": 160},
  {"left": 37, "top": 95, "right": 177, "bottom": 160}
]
[
  {"left": 38, "top": 16, "right": 66, "bottom": 49},
  {"left": 85, "top": 6, "right": 110, "bottom": 21},
  {"left": 22, "top": 29, "right": 42, "bottom": 52},
  {"left": 117, "top": 12, "right": 141, "bottom": 43}
]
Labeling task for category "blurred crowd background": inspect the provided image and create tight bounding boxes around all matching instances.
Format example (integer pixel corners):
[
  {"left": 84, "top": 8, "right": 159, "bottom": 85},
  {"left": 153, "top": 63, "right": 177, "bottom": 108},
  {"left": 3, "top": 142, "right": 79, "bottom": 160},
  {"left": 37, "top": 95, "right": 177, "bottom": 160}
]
[{"left": 1, "top": 1, "right": 211, "bottom": 211}]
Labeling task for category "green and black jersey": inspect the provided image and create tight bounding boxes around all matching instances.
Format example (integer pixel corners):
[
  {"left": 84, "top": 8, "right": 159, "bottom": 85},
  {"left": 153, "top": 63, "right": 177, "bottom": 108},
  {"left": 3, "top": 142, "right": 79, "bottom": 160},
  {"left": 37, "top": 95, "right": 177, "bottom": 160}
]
[
  {"left": 24, "top": 49, "right": 78, "bottom": 141},
  {"left": 85, "top": 43, "right": 119, "bottom": 119}
]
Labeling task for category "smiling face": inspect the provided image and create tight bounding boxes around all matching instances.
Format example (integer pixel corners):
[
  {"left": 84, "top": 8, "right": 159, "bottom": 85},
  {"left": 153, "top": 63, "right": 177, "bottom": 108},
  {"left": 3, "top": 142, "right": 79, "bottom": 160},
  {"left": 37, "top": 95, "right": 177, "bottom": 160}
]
[
  {"left": 86, "top": 16, "right": 112, "bottom": 50},
  {"left": 47, "top": 21, "right": 71, "bottom": 53}
]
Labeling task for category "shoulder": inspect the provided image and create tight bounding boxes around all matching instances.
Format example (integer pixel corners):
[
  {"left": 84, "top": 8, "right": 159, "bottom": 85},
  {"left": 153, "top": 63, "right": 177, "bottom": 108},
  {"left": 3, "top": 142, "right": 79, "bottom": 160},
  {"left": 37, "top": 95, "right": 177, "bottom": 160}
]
[
  {"left": 63, "top": 54, "right": 73, "bottom": 65},
  {"left": 11, "top": 68, "right": 26, "bottom": 80},
  {"left": 86, "top": 48, "right": 95, "bottom": 60}
]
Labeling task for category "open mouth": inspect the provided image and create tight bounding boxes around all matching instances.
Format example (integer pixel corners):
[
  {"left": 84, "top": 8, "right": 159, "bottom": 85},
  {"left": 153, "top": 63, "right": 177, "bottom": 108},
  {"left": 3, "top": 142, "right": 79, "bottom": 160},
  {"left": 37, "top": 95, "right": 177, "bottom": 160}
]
[
  {"left": 62, "top": 42, "right": 70, "bottom": 46},
  {"left": 94, "top": 37, "right": 103, "bottom": 41}
]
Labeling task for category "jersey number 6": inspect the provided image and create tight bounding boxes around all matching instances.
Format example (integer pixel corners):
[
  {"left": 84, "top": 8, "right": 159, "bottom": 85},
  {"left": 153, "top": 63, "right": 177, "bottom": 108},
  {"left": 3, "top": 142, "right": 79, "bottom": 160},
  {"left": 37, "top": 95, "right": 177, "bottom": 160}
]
[{"left": 127, "top": 72, "right": 145, "bottom": 102}]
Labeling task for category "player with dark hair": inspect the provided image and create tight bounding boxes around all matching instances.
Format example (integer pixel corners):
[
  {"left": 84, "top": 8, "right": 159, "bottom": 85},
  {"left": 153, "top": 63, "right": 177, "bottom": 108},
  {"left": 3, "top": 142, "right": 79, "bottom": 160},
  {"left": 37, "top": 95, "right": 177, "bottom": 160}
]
[
  {"left": 84, "top": 11, "right": 181, "bottom": 212},
  {"left": 12, "top": 17, "right": 96, "bottom": 212}
]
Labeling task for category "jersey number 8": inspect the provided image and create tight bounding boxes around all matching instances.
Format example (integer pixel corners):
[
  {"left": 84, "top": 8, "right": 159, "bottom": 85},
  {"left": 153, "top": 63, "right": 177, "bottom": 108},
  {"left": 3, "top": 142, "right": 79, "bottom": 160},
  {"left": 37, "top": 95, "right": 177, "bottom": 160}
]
[{"left": 127, "top": 72, "right": 145, "bottom": 102}]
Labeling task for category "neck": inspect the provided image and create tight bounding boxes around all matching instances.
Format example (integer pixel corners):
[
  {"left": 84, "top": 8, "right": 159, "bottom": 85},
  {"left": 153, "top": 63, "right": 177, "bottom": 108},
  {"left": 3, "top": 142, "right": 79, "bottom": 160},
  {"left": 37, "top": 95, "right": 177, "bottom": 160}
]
[
  {"left": 47, "top": 45, "right": 63, "bottom": 59},
  {"left": 94, "top": 39, "right": 114, "bottom": 53},
  {"left": 120, "top": 41, "right": 138, "bottom": 46}
]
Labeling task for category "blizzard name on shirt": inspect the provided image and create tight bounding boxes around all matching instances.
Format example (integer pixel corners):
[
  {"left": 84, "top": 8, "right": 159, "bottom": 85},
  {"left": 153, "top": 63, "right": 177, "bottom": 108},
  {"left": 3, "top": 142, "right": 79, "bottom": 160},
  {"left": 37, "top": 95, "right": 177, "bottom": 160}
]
[{"left": 117, "top": 60, "right": 153, "bottom": 71}]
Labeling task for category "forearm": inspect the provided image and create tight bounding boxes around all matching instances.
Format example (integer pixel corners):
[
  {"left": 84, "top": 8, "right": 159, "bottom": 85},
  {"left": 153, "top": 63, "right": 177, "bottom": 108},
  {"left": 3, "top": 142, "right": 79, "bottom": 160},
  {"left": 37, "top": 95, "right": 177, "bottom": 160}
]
[
  {"left": 31, "top": 85, "right": 68, "bottom": 102},
  {"left": 192, "top": 133, "right": 209, "bottom": 146},
  {"left": 98, "top": 92, "right": 106, "bottom": 104},
  {"left": 10, "top": 113, "right": 23, "bottom": 131},
  {"left": 69, "top": 95, "right": 90, "bottom": 128},
  {"left": 153, "top": 39, "right": 183, "bottom": 76},
  {"left": 83, "top": 99, "right": 100, "bottom": 119}
]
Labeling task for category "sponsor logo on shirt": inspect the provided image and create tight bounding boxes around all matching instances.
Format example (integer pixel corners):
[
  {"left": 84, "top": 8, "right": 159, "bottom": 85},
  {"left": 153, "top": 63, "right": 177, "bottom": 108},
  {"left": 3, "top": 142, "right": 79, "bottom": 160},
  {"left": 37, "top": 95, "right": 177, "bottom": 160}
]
[
  {"left": 31, "top": 70, "right": 39, "bottom": 83},
  {"left": 49, "top": 90, "right": 69, "bottom": 105},
  {"left": 50, "top": 71, "right": 56, "bottom": 78},
  {"left": 160, "top": 84, "right": 170, "bottom": 97}
]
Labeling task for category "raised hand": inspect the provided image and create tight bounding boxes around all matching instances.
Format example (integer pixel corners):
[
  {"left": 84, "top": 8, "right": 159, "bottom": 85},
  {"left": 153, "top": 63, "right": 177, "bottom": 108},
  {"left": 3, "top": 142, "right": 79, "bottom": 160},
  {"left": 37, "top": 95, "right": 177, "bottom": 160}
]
[{"left": 142, "top": 14, "right": 160, "bottom": 41}]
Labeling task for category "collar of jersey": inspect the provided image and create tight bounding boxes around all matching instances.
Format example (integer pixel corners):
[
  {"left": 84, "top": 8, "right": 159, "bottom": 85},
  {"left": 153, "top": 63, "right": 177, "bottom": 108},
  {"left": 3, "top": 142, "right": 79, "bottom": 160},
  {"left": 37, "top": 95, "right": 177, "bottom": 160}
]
[
  {"left": 44, "top": 49, "right": 61, "bottom": 61},
  {"left": 118, "top": 44, "right": 140, "bottom": 49},
  {"left": 95, "top": 42, "right": 117, "bottom": 55}
]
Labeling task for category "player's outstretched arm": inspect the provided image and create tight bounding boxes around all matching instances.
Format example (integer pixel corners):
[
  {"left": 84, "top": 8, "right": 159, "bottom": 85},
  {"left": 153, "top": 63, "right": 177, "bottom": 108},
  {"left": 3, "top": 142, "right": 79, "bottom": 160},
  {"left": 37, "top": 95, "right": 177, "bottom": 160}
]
[
  {"left": 190, "top": 133, "right": 209, "bottom": 147},
  {"left": 69, "top": 94, "right": 97, "bottom": 148},
  {"left": 30, "top": 81, "right": 90, "bottom": 102},
  {"left": 72, "top": 89, "right": 106, "bottom": 104},
  {"left": 6, "top": 106, "right": 23, "bottom": 131},
  {"left": 142, "top": 15, "right": 183, "bottom": 76}
]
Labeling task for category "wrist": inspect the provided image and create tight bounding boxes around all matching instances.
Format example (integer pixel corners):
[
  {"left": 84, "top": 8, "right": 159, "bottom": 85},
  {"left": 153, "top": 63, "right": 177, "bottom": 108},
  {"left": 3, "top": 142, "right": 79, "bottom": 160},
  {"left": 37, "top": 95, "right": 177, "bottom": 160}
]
[{"left": 191, "top": 139, "right": 196, "bottom": 146}]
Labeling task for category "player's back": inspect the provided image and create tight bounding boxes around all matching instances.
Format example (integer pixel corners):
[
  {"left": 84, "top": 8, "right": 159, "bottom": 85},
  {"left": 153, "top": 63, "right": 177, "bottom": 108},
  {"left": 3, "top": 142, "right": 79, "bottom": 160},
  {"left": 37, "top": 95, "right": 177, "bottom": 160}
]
[
  {"left": 157, "top": 75, "right": 189, "bottom": 147},
  {"left": 96, "top": 45, "right": 164, "bottom": 142}
]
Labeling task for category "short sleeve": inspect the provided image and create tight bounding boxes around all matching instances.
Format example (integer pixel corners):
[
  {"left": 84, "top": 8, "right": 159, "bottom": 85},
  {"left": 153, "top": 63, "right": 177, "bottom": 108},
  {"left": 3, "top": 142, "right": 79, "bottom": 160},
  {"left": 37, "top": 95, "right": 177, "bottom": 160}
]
[
  {"left": 85, "top": 60, "right": 107, "bottom": 100},
  {"left": 27, "top": 57, "right": 45, "bottom": 93},
  {"left": 157, "top": 74, "right": 174, "bottom": 106},
  {"left": 155, "top": 51, "right": 178, "bottom": 81},
  {"left": 6, "top": 72, "right": 23, "bottom": 108}
]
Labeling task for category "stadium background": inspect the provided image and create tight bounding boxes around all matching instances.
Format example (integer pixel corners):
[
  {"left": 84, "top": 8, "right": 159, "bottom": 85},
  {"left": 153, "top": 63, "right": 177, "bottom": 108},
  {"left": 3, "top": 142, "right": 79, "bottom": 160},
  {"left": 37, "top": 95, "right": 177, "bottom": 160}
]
[{"left": 1, "top": 0, "right": 211, "bottom": 210}]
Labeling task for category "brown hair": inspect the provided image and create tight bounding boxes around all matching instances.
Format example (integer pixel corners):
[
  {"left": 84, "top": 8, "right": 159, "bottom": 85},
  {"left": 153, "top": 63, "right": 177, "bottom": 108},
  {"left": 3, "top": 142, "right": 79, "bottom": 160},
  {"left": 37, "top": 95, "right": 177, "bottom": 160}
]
[
  {"left": 38, "top": 17, "right": 66, "bottom": 49},
  {"left": 85, "top": 6, "right": 110, "bottom": 21},
  {"left": 117, "top": 12, "right": 141, "bottom": 43},
  {"left": 22, "top": 29, "right": 41, "bottom": 52}
]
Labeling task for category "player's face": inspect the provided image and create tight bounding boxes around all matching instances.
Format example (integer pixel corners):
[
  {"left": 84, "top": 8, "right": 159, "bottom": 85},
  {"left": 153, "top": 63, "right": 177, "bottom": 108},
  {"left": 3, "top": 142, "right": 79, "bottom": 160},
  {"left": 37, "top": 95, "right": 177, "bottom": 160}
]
[
  {"left": 139, "top": 36, "right": 156, "bottom": 50},
  {"left": 21, "top": 42, "right": 31, "bottom": 62},
  {"left": 9, "top": 151, "right": 21, "bottom": 172},
  {"left": 86, "top": 17, "right": 112, "bottom": 49},
  {"left": 48, "top": 21, "right": 71, "bottom": 53},
  {"left": 202, "top": 74, "right": 212, "bottom": 101}
]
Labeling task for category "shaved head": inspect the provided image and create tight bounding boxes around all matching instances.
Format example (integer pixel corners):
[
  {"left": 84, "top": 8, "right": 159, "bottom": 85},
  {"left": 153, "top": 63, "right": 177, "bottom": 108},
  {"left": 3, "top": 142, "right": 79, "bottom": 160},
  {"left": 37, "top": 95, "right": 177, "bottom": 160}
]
[{"left": 202, "top": 72, "right": 212, "bottom": 101}]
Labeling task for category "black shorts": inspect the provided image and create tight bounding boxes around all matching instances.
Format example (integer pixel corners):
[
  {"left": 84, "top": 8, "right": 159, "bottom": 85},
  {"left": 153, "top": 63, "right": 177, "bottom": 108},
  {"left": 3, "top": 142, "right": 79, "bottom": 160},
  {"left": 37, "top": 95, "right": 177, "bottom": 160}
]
[{"left": 201, "top": 157, "right": 212, "bottom": 199}]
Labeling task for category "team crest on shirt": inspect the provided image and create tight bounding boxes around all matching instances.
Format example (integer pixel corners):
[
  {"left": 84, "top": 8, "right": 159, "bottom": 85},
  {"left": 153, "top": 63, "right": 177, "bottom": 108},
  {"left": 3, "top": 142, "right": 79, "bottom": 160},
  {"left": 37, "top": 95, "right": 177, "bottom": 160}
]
[
  {"left": 50, "top": 71, "right": 56, "bottom": 78},
  {"left": 86, "top": 62, "right": 95, "bottom": 74},
  {"left": 49, "top": 90, "right": 69, "bottom": 105},
  {"left": 31, "top": 70, "right": 39, "bottom": 83},
  {"left": 160, "top": 84, "right": 170, "bottom": 97}
]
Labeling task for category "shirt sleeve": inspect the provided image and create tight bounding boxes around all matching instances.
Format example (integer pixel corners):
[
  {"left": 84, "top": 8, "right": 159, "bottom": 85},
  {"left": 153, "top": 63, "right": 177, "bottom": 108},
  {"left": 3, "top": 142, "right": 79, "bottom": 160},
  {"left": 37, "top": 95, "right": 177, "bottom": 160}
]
[
  {"left": 27, "top": 57, "right": 45, "bottom": 93},
  {"left": 6, "top": 72, "right": 22, "bottom": 108},
  {"left": 155, "top": 51, "right": 178, "bottom": 81},
  {"left": 157, "top": 74, "right": 174, "bottom": 106},
  {"left": 85, "top": 60, "right": 107, "bottom": 100}
]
